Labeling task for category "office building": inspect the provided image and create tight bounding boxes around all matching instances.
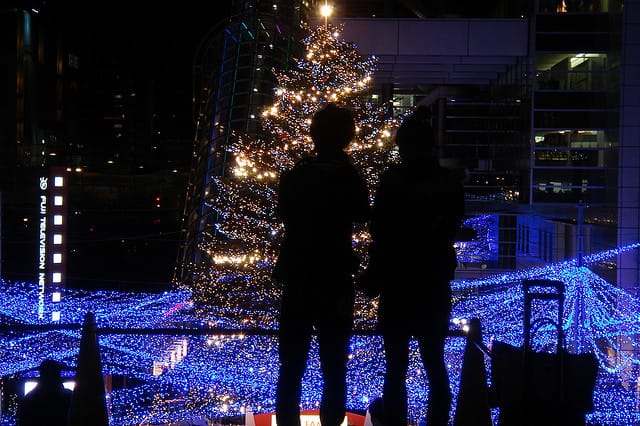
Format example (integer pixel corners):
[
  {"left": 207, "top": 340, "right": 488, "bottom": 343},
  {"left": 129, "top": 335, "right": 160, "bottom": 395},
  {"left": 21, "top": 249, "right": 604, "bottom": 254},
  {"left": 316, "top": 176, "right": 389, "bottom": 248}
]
[
  {"left": 180, "top": 0, "right": 639, "bottom": 298},
  {"left": 1, "top": 1, "right": 193, "bottom": 289}
]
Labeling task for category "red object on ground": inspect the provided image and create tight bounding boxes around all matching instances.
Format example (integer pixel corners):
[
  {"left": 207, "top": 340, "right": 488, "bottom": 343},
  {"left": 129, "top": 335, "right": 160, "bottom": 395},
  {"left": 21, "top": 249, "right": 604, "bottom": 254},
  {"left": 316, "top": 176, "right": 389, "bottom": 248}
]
[{"left": 252, "top": 409, "right": 365, "bottom": 426}]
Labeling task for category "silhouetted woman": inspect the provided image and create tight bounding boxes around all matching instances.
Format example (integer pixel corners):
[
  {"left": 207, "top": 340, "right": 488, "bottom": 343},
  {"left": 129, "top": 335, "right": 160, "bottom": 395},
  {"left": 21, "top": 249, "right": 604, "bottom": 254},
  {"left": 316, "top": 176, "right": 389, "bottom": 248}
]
[{"left": 359, "top": 106, "right": 464, "bottom": 426}]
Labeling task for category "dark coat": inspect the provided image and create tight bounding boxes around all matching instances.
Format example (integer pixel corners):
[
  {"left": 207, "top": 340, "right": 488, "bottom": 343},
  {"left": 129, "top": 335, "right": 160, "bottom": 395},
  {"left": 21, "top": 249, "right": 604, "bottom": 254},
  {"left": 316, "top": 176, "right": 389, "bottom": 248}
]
[
  {"left": 273, "top": 151, "right": 370, "bottom": 295},
  {"left": 16, "top": 382, "right": 72, "bottom": 426},
  {"left": 363, "top": 156, "right": 464, "bottom": 335}
]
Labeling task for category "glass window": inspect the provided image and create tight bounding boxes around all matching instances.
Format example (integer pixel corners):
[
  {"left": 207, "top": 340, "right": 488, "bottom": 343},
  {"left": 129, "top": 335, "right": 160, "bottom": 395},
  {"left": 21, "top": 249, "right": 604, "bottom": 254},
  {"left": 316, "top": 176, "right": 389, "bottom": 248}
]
[
  {"left": 534, "top": 111, "right": 614, "bottom": 128},
  {"left": 532, "top": 186, "right": 613, "bottom": 203},
  {"left": 533, "top": 167, "right": 610, "bottom": 185},
  {"left": 539, "top": 1, "right": 618, "bottom": 14},
  {"left": 537, "top": 34, "right": 612, "bottom": 51},
  {"left": 534, "top": 148, "right": 606, "bottom": 167},
  {"left": 534, "top": 91, "right": 611, "bottom": 109},
  {"left": 534, "top": 130, "right": 614, "bottom": 148},
  {"left": 535, "top": 53, "right": 616, "bottom": 90}
]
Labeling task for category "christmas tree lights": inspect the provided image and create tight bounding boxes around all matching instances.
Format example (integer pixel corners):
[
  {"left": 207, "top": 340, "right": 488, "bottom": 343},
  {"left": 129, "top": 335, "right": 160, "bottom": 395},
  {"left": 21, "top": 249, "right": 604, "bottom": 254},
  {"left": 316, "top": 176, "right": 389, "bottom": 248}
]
[{"left": 183, "top": 23, "right": 399, "bottom": 323}]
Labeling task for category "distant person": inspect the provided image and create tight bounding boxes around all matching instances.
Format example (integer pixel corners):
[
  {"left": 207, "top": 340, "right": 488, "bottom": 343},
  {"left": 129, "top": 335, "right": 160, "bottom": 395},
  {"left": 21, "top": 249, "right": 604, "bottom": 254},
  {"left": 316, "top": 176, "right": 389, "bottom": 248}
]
[
  {"left": 273, "top": 103, "right": 370, "bottom": 426},
  {"left": 16, "top": 359, "right": 72, "bottom": 426},
  {"left": 358, "top": 106, "right": 465, "bottom": 426}
]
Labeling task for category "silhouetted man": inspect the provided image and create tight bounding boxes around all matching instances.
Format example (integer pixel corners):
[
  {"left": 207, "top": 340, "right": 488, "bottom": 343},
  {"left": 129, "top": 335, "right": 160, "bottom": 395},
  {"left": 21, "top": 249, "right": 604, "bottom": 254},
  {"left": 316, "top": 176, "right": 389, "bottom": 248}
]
[
  {"left": 359, "top": 106, "right": 464, "bottom": 426},
  {"left": 274, "top": 103, "right": 370, "bottom": 426},
  {"left": 16, "top": 359, "right": 72, "bottom": 426}
]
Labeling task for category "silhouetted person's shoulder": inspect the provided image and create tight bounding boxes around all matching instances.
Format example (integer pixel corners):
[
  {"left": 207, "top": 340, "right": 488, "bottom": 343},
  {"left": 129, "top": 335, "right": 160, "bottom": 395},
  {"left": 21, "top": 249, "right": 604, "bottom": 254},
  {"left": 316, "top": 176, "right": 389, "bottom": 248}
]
[
  {"left": 17, "top": 387, "right": 72, "bottom": 426},
  {"left": 16, "top": 360, "right": 72, "bottom": 426},
  {"left": 277, "top": 151, "right": 369, "bottom": 225},
  {"left": 374, "top": 160, "right": 463, "bottom": 222},
  {"left": 284, "top": 152, "right": 363, "bottom": 183}
]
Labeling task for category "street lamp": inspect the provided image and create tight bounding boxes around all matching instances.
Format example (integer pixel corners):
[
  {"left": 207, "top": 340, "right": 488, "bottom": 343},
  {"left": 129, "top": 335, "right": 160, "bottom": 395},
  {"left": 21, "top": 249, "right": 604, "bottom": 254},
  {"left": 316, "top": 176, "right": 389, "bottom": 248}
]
[{"left": 320, "top": 1, "right": 333, "bottom": 28}]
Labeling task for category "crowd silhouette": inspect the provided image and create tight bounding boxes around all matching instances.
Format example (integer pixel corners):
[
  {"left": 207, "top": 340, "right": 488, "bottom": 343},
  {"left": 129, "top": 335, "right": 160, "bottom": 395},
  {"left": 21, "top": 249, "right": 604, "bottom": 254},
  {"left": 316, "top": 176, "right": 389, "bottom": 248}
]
[{"left": 357, "top": 106, "right": 465, "bottom": 426}]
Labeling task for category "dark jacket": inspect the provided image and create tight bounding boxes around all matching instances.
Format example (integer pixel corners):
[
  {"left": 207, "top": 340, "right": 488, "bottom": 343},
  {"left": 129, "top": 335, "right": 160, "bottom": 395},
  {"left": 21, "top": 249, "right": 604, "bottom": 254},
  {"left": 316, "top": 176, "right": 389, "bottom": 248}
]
[
  {"left": 363, "top": 157, "right": 464, "bottom": 333},
  {"left": 273, "top": 151, "right": 370, "bottom": 290},
  {"left": 16, "top": 382, "right": 72, "bottom": 426}
]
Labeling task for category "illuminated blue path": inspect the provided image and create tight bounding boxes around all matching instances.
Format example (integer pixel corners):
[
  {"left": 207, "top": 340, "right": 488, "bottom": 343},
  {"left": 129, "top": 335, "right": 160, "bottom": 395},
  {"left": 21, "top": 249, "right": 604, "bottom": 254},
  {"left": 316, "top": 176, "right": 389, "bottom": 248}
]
[{"left": 1, "top": 244, "right": 639, "bottom": 425}]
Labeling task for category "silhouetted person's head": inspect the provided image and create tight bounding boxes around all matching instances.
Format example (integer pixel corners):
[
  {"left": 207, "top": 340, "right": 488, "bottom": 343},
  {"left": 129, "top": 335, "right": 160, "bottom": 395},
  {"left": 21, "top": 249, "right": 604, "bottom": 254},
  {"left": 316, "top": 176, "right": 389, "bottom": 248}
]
[
  {"left": 38, "top": 359, "right": 63, "bottom": 388},
  {"left": 395, "top": 106, "right": 436, "bottom": 163},
  {"left": 310, "top": 103, "right": 356, "bottom": 156}
]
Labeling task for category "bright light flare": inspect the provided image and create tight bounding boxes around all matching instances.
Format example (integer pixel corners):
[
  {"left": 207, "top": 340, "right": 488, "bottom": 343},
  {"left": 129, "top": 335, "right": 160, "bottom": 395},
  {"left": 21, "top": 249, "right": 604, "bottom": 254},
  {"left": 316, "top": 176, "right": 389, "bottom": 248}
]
[{"left": 320, "top": 4, "right": 333, "bottom": 18}]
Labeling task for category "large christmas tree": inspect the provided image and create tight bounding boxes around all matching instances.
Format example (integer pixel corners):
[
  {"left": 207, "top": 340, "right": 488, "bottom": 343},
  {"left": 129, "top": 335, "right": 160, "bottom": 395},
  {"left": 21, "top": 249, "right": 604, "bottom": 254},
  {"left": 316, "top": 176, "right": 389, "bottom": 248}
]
[{"left": 183, "top": 23, "right": 400, "bottom": 325}]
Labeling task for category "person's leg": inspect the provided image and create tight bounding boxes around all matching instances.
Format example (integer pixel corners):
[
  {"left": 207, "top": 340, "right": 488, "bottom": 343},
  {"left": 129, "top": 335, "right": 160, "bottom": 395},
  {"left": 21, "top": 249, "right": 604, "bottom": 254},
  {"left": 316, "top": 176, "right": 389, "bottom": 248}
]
[
  {"left": 382, "top": 331, "right": 410, "bottom": 426},
  {"left": 317, "top": 326, "right": 351, "bottom": 426},
  {"left": 418, "top": 334, "right": 451, "bottom": 426},
  {"left": 316, "top": 293, "right": 354, "bottom": 426},
  {"left": 276, "top": 296, "right": 313, "bottom": 426}
]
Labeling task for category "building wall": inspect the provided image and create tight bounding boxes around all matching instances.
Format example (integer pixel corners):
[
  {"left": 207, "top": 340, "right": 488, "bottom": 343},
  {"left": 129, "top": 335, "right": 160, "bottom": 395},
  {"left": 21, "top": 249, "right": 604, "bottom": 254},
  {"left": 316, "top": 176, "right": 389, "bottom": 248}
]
[
  {"left": 177, "top": 0, "right": 313, "bottom": 281},
  {"left": 618, "top": 0, "right": 640, "bottom": 292},
  {"left": 332, "top": 14, "right": 637, "bottom": 280}
]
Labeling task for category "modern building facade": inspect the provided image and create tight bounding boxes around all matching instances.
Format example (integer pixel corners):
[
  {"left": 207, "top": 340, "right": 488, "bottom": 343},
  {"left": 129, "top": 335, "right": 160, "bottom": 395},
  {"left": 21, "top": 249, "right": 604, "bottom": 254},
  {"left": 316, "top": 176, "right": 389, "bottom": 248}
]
[
  {"left": 324, "top": 1, "right": 637, "bottom": 293},
  {"left": 179, "top": 0, "right": 639, "bottom": 297},
  {"left": 176, "top": 0, "right": 315, "bottom": 281}
]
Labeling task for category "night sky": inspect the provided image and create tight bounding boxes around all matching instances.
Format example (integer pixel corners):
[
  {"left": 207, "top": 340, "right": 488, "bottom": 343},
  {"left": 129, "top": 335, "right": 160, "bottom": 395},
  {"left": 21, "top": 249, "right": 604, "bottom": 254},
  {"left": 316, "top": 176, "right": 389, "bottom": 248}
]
[{"left": 52, "top": 1, "right": 231, "bottom": 111}]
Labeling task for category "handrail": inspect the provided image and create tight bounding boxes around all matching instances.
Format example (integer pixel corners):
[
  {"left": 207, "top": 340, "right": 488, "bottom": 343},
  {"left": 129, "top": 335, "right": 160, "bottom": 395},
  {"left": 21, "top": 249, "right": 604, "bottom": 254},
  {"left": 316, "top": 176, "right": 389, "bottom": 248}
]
[{"left": 2, "top": 323, "right": 469, "bottom": 337}]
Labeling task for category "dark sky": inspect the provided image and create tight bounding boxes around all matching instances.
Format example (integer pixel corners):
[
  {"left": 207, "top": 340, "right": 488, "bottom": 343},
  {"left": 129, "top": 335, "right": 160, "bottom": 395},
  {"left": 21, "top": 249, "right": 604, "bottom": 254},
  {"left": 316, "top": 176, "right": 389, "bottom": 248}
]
[
  {"left": 50, "top": 1, "right": 232, "bottom": 104},
  {"left": 54, "top": 2, "right": 227, "bottom": 58}
]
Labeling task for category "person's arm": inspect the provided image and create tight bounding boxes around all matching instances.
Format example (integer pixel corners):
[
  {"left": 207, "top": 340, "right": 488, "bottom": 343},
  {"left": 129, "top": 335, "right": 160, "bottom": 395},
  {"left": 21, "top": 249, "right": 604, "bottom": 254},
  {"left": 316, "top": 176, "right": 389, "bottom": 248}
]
[
  {"left": 440, "top": 172, "right": 465, "bottom": 243},
  {"left": 275, "top": 169, "right": 293, "bottom": 221},
  {"left": 368, "top": 170, "right": 394, "bottom": 242},
  {"left": 356, "top": 172, "right": 392, "bottom": 298},
  {"left": 351, "top": 170, "right": 371, "bottom": 223}
]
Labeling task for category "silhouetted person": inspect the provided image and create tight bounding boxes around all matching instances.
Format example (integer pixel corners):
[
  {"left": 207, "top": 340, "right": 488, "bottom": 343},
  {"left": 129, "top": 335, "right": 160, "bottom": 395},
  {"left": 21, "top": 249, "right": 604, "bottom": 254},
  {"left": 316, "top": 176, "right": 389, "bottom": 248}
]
[
  {"left": 358, "top": 106, "right": 464, "bottom": 426},
  {"left": 16, "top": 359, "right": 72, "bottom": 426},
  {"left": 273, "top": 103, "right": 370, "bottom": 426}
]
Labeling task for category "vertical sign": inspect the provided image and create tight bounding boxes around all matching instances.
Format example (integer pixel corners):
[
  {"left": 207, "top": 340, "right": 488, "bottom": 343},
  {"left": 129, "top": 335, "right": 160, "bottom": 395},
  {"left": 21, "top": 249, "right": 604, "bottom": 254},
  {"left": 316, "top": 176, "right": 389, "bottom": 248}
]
[
  {"left": 37, "top": 176, "right": 48, "bottom": 319},
  {"left": 36, "top": 167, "right": 68, "bottom": 321}
]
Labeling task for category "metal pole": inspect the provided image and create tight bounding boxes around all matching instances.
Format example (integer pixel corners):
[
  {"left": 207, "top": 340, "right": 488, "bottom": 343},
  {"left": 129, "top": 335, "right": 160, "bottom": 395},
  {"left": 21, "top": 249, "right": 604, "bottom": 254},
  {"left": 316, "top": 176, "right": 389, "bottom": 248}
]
[
  {"left": 0, "top": 191, "right": 2, "bottom": 280},
  {"left": 577, "top": 200, "right": 584, "bottom": 266}
]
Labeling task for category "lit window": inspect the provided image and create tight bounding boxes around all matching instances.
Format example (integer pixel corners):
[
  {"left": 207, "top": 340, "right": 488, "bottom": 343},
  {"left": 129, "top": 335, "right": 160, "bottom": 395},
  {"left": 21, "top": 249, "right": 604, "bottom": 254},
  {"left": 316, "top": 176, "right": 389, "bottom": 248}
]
[
  {"left": 53, "top": 234, "right": 63, "bottom": 244},
  {"left": 52, "top": 292, "right": 61, "bottom": 302},
  {"left": 54, "top": 196, "right": 63, "bottom": 206},
  {"left": 53, "top": 253, "right": 62, "bottom": 264},
  {"left": 52, "top": 311, "right": 61, "bottom": 321},
  {"left": 54, "top": 176, "right": 64, "bottom": 187},
  {"left": 52, "top": 272, "right": 62, "bottom": 283},
  {"left": 53, "top": 215, "right": 63, "bottom": 225}
]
